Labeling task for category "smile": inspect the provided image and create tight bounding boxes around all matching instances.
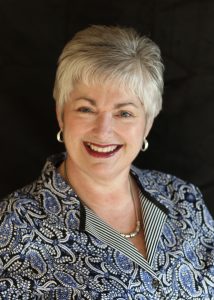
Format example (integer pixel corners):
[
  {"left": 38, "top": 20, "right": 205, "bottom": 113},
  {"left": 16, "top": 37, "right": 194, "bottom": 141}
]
[
  {"left": 87, "top": 143, "right": 118, "bottom": 153},
  {"left": 84, "top": 142, "right": 122, "bottom": 158}
]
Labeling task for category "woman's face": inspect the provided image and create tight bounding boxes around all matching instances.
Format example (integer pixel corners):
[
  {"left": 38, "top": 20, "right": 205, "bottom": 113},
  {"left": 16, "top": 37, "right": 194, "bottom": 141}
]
[{"left": 57, "top": 82, "right": 152, "bottom": 180}]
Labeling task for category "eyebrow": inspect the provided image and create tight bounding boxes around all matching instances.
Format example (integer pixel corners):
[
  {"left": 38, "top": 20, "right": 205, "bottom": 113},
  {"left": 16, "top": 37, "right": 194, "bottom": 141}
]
[{"left": 74, "top": 97, "right": 139, "bottom": 108}]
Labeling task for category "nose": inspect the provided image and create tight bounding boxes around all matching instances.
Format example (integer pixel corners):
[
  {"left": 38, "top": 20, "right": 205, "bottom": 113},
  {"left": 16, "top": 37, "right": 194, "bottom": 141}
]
[{"left": 93, "top": 112, "right": 113, "bottom": 136}]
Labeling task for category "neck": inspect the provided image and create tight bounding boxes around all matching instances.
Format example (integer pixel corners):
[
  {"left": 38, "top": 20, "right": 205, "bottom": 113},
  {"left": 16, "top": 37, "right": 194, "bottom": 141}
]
[
  {"left": 60, "top": 158, "right": 132, "bottom": 208},
  {"left": 60, "top": 158, "right": 142, "bottom": 239}
]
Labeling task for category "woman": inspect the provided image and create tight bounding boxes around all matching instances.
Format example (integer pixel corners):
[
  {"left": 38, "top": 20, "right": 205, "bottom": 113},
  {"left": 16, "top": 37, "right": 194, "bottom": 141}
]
[{"left": 0, "top": 25, "right": 213, "bottom": 299}]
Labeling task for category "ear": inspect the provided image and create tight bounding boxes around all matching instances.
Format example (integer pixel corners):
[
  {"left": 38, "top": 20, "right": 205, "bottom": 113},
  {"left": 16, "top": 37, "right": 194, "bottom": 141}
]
[{"left": 56, "top": 105, "right": 64, "bottom": 130}]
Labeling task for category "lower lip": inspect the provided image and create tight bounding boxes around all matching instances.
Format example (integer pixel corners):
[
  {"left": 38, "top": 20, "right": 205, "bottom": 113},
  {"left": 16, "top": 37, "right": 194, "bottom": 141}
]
[{"left": 84, "top": 143, "right": 122, "bottom": 158}]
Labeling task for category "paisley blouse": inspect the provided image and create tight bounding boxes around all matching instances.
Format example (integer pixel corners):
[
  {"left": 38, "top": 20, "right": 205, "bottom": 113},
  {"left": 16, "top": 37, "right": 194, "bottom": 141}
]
[{"left": 0, "top": 153, "right": 213, "bottom": 299}]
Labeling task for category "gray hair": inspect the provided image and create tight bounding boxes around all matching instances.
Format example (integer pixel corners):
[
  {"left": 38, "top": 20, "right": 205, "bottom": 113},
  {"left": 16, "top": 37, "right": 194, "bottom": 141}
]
[{"left": 53, "top": 25, "right": 164, "bottom": 121}]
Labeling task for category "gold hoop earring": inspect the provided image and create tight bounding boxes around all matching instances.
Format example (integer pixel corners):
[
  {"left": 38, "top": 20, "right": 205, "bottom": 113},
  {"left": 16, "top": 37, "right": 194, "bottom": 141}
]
[
  {"left": 141, "top": 139, "right": 149, "bottom": 152},
  {"left": 57, "top": 129, "right": 64, "bottom": 143}
]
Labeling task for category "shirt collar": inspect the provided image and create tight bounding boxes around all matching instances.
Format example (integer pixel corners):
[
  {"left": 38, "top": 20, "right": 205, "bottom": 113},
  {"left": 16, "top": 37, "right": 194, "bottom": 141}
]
[
  {"left": 43, "top": 153, "right": 169, "bottom": 232},
  {"left": 130, "top": 165, "right": 169, "bottom": 215}
]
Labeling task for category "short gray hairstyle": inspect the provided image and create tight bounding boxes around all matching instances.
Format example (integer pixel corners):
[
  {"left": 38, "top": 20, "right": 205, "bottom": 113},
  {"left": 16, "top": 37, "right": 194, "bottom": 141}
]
[{"left": 53, "top": 25, "right": 164, "bottom": 121}]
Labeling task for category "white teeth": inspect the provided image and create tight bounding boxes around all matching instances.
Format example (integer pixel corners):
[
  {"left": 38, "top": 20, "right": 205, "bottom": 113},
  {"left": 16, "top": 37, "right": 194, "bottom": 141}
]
[{"left": 87, "top": 143, "right": 117, "bottom": 153}]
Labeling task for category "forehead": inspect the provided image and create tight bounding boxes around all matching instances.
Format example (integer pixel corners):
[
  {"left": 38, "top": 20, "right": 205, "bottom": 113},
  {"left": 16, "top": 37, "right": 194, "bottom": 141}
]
[{"left": 69, "top": 82, "right": 140, "bottom": 104}]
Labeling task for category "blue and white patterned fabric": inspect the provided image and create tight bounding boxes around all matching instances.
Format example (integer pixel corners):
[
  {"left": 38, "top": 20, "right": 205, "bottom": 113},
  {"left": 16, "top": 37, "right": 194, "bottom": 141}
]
[{"left": 0, "top": 153, "right": 213, "bottom": 299}]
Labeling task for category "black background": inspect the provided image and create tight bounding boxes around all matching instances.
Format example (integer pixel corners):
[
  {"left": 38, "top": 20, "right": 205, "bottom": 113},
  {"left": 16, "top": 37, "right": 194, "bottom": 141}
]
[{"left": 0, "top": 0, "right": 214, "bottom": 216}]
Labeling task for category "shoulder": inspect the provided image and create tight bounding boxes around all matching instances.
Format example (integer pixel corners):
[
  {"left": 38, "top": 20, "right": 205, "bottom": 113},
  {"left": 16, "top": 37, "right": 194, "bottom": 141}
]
[
  {"left": 0, "top": 153, "right": 68, "bottom": 219},
  {"left": 131, "top": 165, "right": 214, "bottom": 234},
  {"left": 0, "top": 181, "right": 43, "bottom": 226},
  {"left": 0, "top": 168, "right": 75, "bottom": 255},
  {"left": 0, "top": 182, "right": 44, "bottom": 256},
  {"left": 131, "top": 164, "right": 204, "bottom": 213},
  {"left": 1, "top": 180, "right": 38, "bottom": 208},
  {"left": 131, "top": 164, "right": 198, "bottom": 196},
  {"left": 0, "top": 152, "right": 79, "bottom": 238}
]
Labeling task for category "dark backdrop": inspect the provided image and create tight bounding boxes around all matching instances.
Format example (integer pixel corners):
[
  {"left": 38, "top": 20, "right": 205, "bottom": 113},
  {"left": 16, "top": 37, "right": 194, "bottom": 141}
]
[{"left": 0, "top": 0, "right": 214, "bottom": 216}]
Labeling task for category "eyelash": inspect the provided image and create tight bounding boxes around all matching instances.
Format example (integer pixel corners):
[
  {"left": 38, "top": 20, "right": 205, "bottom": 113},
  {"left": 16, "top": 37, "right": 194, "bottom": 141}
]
[
  {"left": 117, "top": 111, "right": 134, "bottom": 118},
  {"left": 76, "top": 107, "right": 134, "bottom": 118},
  {"left": 77, "top": 107, "right": 94, "bottom": 113}
]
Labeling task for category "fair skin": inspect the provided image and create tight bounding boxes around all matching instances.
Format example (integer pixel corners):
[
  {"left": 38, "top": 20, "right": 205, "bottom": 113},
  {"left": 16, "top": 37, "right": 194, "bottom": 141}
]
[{"left": 57, "top": 82, "right": 153, "bottom": 257}]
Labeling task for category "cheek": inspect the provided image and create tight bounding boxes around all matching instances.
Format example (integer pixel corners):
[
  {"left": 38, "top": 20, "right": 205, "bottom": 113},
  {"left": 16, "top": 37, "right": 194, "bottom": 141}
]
[
  {"left": 63, "top": 121, "right": 93, "bottom": 146},
  {"left": 128, "top": 121, "right": 145, "bottom": 137},
  {"left": 63, "top": 115, "right": 85, "bottom": 131},
  {"left": 131, "top": 123, "right": 145, "bottom": 147}
]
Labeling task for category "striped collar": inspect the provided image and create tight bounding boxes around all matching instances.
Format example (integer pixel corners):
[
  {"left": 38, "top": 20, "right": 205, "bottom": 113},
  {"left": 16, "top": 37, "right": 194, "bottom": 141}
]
[
  {"left": 46, "top": 154, "right": 169, "bottom": 277},
  {"left": 78, "top": 167, "right": 169, "bottom": 279}
]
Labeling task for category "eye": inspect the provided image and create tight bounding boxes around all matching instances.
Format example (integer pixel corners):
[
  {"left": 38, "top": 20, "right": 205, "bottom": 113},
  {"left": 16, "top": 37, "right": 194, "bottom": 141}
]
[
  {"left": 117, "top": 111, "right": 134, "bottom": 118},
  {"left": 77, "top": 107, "right": 94, "bottom": 113}
]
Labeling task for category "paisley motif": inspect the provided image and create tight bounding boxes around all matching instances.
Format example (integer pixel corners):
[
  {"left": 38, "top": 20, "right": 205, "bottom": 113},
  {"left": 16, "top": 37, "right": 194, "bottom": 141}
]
[
  {"left": 183, "top": 241, "right": 203, "bottom": 269},
  {"left": 26, "top": 249, "right": 47, "bottom": 276},
  {"left": 0, "top": 216, "right": 13, "bottom": 247},
  {"left": 139, "top": 270, "right": 156, "bottom": 293},
  {"left": 90, "top": 236, "right": 108, "bottom": 249},
  {"left": 178, "top": 264, "right": 202, "bottom": 297},
  {"left": 42, "top": 190, "right": 61, "bottom": 214},
  {"left": 203, "top": 204, "right": 214, "bottom": 231},
  {"left": 54, "top": 271, "right": 81, "bottom": 288},
  {"left": 162, "top": 223, "right": 176, "bottom": 247},
  {"left": 52, "top": 170, "right": 70, "bottom": 192},
  {"left": 114, "top": 251, "right": 134, "bottom": 274},
  {"left": 0, "top": 153, "right": 213, "bottom": 299},
  {"left": 65, "top": 210, "right": 80, "bottom": 230}
]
